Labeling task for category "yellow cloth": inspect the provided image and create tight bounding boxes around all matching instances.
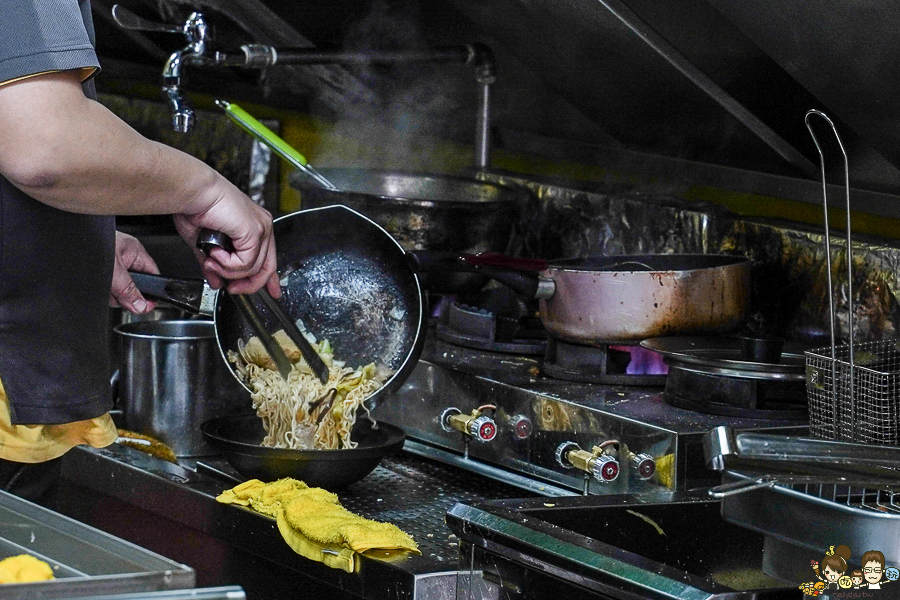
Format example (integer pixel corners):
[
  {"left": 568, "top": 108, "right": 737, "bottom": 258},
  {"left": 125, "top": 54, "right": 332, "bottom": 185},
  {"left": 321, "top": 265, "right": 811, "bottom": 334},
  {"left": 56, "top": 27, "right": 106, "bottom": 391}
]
[
  {"left": 0, "top": 68, "right": 96, "bottom": 88},
  {"left": 0, "top": 377, "right": 118, "bottom": 464},
  {"left": 217, "top": 478, "right": 419, "bottom": 573},
  {"left": 0, "top": 555, "right": 55, "bottom": 583}
]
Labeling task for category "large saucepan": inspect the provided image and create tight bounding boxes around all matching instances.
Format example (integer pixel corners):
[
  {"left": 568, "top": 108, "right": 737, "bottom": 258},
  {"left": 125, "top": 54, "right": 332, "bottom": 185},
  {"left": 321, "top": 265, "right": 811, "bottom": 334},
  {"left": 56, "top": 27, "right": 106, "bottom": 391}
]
[
  {"left": 131, "top": 205, "right": 424, "bottom": 488},
  {"left": 290, "top": 168, "right": 527, "bottom": 292},
  {"left": 413, "top": 253, "right": 752, "bottom": 343}
]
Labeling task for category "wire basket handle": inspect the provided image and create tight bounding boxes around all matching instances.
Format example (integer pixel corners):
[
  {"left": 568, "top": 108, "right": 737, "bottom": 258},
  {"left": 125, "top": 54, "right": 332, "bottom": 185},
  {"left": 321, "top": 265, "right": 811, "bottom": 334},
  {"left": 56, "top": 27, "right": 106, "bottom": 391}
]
[{"left": 804, "top": 109, "right": 855, "bottom": 440}]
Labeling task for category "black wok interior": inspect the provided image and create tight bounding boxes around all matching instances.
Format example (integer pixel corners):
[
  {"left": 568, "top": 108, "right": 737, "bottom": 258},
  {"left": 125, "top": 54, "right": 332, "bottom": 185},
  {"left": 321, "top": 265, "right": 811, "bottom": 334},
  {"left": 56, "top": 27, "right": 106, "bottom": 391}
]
[{"left": 215, "top": 206, "right": 425, "bottom": 407}]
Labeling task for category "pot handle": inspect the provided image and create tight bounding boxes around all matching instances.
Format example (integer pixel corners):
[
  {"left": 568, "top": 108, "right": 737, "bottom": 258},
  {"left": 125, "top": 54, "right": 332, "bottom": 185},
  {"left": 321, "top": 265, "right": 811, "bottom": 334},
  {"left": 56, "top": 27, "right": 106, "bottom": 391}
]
[
  {"left": 408, "top": 251, "right": 553, "bottom": 299},
  {"left": 128, "top": 272, "right": 212, "bottom": 315}
]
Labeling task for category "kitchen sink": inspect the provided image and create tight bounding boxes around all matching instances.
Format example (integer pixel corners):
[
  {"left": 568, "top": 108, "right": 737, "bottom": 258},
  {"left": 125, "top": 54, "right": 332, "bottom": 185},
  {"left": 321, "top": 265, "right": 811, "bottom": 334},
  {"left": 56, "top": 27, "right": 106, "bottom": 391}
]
[{"left": 447, "top": 491, "right": 803, "bottom": 599}]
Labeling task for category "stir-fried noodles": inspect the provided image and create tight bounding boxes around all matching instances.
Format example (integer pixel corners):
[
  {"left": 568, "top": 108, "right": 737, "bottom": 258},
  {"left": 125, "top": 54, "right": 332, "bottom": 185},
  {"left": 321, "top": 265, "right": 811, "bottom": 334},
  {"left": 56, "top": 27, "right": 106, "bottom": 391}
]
[{"left": 228, "top": 329, "right": 391, "bottom": 450}]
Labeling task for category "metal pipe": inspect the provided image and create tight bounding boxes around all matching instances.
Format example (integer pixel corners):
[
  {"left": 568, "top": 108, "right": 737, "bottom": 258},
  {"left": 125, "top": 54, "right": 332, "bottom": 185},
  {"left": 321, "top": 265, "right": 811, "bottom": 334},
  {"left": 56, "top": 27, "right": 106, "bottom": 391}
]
[
  {"left": 253, "top": 43, "right": 494, "bottom": 170},
  {"left": 214, "top": 42, "right": 497, "bottom": 169},
  {"left": 271, "top": 46, "right": 473, "bottom": 65}
]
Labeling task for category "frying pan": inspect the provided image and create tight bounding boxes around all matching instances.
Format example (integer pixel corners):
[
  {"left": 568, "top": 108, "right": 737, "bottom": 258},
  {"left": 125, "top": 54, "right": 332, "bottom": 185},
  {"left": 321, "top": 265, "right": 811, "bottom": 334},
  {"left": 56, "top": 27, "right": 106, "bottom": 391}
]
[
  {"left": 412, "top": 252, "right": 751, "bottom": 343},
  {"left": 201, "top": 413, "right": 405, "bottom": 489},
  {"left": 131, "top": 205, "right": 426, "bottom": 410}
]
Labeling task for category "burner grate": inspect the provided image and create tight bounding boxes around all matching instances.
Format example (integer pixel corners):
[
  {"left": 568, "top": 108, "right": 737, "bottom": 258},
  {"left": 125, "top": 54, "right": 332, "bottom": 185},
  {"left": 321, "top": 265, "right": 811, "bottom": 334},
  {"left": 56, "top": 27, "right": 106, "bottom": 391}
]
[{"left": 542, "top": 337, "right": 667, "bottom": 385}]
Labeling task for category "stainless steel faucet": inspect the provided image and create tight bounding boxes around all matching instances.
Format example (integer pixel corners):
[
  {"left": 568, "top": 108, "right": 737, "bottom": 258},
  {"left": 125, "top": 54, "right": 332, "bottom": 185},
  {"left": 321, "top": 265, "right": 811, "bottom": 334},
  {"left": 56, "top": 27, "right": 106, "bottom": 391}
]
[
  {"left": 160, "top": 12, "right": 212, "bottom": 132},
  {"left": 112, "top": 6, "right": 213, "bottom": 132}
]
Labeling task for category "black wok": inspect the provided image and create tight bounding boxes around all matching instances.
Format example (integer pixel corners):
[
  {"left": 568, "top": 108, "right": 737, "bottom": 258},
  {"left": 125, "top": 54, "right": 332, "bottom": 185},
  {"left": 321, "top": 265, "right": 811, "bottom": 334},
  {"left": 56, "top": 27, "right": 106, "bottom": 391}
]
[
  {"left": 131, "top": 205, "right": 426, "bottom": 411},
  {"left": 201, "top": 413, "right": 405, "bottom": 489}
]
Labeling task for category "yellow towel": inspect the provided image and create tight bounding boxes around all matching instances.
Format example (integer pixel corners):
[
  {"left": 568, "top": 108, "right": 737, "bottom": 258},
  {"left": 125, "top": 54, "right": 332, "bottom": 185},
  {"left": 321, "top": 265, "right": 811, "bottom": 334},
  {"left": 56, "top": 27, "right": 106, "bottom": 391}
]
[
  {"left": 0, "top": 555, "right": 54, "bottom": 583},
  {"left": 217, "top": 478, "right": 419, "bottom": 572}
]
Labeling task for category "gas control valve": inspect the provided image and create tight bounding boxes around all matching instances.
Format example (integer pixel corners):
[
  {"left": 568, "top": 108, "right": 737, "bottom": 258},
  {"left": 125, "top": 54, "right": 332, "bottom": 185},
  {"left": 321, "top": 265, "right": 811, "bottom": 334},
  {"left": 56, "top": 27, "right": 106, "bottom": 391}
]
[
  {"left": 440, "top": 407, "right": 497, "bottom": 442},
  {"left": 629, "top": 452, "right": 656, "bottom": 480},
  {"left": 556, "top": 442, "right": 620, "bottom": 483}
]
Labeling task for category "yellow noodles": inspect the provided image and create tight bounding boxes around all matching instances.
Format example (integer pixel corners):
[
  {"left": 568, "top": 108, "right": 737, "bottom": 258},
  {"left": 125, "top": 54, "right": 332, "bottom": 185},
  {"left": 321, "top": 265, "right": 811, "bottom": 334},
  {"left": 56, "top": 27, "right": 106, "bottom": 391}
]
[{"left": 228, "top": 331, "right": 389, "bottom": 450}]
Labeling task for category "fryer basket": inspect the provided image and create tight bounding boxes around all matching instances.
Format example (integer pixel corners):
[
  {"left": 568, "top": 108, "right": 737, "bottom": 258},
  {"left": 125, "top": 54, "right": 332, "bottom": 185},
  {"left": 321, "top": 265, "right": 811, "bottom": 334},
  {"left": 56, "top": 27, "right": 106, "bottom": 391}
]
[{"left": 806, "top": 339, "right": 900, "bottom": 445}]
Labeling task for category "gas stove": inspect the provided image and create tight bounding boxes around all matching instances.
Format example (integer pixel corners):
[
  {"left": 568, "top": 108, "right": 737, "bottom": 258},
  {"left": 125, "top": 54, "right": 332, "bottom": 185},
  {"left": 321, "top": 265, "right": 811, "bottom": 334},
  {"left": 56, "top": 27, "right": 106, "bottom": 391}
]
[{"left": 374, "top": 329, "right": 807, "bottom": 496}]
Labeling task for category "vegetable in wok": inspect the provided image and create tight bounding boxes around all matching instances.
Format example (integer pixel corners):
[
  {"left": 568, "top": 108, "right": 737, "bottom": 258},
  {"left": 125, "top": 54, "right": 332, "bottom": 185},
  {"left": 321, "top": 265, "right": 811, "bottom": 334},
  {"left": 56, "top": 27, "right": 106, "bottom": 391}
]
[{"left": 228, "top": 323, "right": 392, "bottom": 450}]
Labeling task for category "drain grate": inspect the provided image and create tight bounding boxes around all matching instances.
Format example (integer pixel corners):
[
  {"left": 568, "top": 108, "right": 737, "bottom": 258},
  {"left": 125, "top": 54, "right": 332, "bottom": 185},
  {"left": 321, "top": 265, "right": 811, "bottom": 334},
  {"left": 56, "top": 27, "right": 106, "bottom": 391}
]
[{"left": 339, "top": 453, "right": 532, "bottom": 560}]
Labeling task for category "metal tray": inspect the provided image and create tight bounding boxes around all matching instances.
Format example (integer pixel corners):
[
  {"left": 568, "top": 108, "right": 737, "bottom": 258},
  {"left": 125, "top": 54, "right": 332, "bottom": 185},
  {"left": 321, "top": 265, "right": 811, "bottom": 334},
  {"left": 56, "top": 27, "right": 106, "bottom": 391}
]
[
  {"left": 0, "top": 489, "right": 194, "bottom": 599},
  {"left": 719, "top": 470, "right": 900, "bottom": 568}
]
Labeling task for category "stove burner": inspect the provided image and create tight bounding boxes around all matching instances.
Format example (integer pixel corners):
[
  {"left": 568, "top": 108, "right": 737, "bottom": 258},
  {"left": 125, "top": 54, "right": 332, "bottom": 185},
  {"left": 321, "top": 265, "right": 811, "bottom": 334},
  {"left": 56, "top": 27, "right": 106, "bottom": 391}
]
[
  {"left": 542, "top": 337, "right": 668, "bottom": 385},
  {"left": 436, "top": 301, "right": 546, "bottom": 355},
  {"left": 641, "top": 336, "right": 809, "bottom": 420},
  {"left": 663, "top": 366, "right": 808, "bottom": 419}
]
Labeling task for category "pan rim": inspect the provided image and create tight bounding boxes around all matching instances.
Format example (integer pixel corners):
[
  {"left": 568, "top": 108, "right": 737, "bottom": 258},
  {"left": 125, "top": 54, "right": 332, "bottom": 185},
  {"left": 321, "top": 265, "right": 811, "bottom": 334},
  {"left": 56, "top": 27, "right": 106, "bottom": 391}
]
[
  {"left": 200, "top": 413, "right": 407, "bottom": 459},
  {"left": 290, "top": 168, "right": 527, "bottom": 205},
  {"left": 545, "top": 253, "right": 752, "bottom": 273}
]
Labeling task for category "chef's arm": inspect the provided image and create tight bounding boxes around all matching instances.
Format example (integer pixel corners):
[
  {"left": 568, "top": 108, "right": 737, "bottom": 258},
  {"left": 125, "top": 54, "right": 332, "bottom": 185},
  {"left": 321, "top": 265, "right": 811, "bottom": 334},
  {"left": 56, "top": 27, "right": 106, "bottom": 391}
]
[{"left": 0, "top": 70, "right": 279, "bottom": 296}]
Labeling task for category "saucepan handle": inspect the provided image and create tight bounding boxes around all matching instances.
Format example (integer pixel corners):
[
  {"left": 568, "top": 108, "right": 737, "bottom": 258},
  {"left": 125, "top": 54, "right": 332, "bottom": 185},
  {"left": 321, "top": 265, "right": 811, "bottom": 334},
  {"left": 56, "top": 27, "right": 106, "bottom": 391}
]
[
  {"left": 407, "top": 250, "right": 552, "bottom": 300},
  {"left": 128, "top": 272, "right": 213, "bottom": 315}
]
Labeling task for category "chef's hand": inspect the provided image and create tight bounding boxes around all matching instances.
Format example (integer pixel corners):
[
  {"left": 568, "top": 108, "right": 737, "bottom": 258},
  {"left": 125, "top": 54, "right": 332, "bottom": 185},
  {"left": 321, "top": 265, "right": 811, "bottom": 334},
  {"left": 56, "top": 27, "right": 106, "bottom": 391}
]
[
  {"left": 110, "top": 231, "right": 160, "bottom": 314},
  {"left": 172, "top": 180, "right": 280, "bottom": 298}
]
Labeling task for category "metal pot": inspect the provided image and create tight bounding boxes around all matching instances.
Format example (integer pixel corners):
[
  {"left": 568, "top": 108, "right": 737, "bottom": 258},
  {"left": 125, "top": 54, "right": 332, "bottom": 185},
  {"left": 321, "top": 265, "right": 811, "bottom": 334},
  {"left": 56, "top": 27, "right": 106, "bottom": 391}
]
[
  {"left": 115, "top": 320, "right": 249, "bottom": 457},
  {"left": 415, "top": 253, "right": 752, "bottom": 343},
  {"left": 290, "top": 169, "right": 527, "bottom": 292},
  {"left": 130, "top": 205, "right": 426, "bottom": 411}
]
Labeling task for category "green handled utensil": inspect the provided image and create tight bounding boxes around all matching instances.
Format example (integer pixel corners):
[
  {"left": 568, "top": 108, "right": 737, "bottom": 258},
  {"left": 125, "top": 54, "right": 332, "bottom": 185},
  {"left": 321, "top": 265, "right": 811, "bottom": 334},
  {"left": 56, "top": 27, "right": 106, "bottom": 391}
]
[{"left": 215, "top": 99, "right": 339, "bottom": 191}]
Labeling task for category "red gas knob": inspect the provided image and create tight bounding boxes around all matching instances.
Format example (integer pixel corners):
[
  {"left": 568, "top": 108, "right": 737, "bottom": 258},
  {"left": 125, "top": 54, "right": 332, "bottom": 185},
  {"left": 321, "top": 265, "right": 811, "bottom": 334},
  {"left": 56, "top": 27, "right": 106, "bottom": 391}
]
[
  {"left": 630, "top": 453, "right": 656, "bottom": 480},
  {"left": 591, "top": 455, "right": 619, "bottom": 483},
  {"left": 469, "top": 415, "right": 497, "bottom": 442},
  {"left": 509, "top": 414, "right": 533, "bottom": 440}
]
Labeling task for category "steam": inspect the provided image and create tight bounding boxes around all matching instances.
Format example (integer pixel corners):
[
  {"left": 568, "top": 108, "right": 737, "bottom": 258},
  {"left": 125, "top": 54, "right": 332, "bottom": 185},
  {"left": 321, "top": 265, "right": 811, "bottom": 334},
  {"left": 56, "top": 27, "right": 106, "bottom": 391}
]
[{"left": 311, "top": 0, "right": 474, "bottom": 172}]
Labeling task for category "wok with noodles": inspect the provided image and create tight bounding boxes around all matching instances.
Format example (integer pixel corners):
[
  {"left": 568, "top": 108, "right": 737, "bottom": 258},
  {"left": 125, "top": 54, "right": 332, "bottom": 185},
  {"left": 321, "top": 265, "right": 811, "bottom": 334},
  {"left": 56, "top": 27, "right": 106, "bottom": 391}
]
[
  {"left": 131, "top": 205, "right": 426, "bottom": 413},
  {"left": 228, "top": 324, "right": 393, "bottom": 451}
]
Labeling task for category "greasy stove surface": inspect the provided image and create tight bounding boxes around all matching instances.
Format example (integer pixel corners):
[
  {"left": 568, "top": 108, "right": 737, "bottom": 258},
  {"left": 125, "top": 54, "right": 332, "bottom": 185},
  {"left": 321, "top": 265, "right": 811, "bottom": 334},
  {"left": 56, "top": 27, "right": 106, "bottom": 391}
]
[
  {"left": 412, "top": 335, "right": 803, "bottom": 432},
  {"left": 377, "top": 334, "right": 807, "bottom": 494},
  {"left": 56, "top": 443, "right": 530, "bottom": 600}
]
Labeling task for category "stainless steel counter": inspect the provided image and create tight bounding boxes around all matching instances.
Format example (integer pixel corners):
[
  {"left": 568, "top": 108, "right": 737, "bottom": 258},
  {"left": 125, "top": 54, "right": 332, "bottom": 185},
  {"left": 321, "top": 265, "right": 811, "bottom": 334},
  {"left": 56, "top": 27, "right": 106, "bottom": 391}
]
[
  {"left": 446, "top": 491, "right": 802, "bottom": 599},
  {"left": 0, "top": 487, "right": 196, "bottom": 599},
  {"left": 55, "top": 444, "right": 528, "bottom": 600}
]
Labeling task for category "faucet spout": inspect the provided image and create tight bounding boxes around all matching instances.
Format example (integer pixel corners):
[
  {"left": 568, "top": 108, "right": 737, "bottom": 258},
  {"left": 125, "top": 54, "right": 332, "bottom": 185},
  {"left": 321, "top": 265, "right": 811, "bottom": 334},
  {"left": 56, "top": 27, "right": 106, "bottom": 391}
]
[
  {"left": 160, "top": 12, "right": 210, "bottom": 133},
  {"left": 164, "top": 84, "right": 194, "bottom": 133}
]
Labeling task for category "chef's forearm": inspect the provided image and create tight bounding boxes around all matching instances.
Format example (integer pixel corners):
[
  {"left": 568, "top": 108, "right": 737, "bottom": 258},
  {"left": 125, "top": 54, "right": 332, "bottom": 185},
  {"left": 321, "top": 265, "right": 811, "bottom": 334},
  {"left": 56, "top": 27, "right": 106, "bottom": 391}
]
[{"left": 0, "top": 70, "right": 223, "bottom": 218}]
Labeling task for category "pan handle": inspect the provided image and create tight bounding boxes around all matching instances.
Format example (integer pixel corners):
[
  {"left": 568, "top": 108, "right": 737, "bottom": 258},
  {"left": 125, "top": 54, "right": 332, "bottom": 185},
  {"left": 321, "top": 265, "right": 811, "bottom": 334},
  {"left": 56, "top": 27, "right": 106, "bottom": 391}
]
[
  {"left": 408, "top": 251, "right": 554, "bottom": 299},
  {"left": 128, "top": 272, "right": 213, "bottom": 315}
]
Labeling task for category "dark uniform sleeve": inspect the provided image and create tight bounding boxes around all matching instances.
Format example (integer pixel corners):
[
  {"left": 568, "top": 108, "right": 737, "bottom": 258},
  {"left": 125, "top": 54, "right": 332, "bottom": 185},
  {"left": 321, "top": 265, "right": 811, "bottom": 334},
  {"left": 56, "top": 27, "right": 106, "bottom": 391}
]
[
  {"left": 0, "top": 0, "right": 99, "bottom": 84},
  {"left": 0, "top": 0, "right": 115, "bottom": 425}
]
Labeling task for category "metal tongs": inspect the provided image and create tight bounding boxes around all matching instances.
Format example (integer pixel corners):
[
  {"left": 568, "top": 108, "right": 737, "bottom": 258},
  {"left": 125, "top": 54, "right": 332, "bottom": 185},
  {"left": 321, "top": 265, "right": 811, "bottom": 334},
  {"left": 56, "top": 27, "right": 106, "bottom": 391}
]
[
  {"left": 704, "top": 425, "right": 900, "bottom": 496},
  {"left": 196, "top": 229, "right": 330, "bottom": 384}
]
